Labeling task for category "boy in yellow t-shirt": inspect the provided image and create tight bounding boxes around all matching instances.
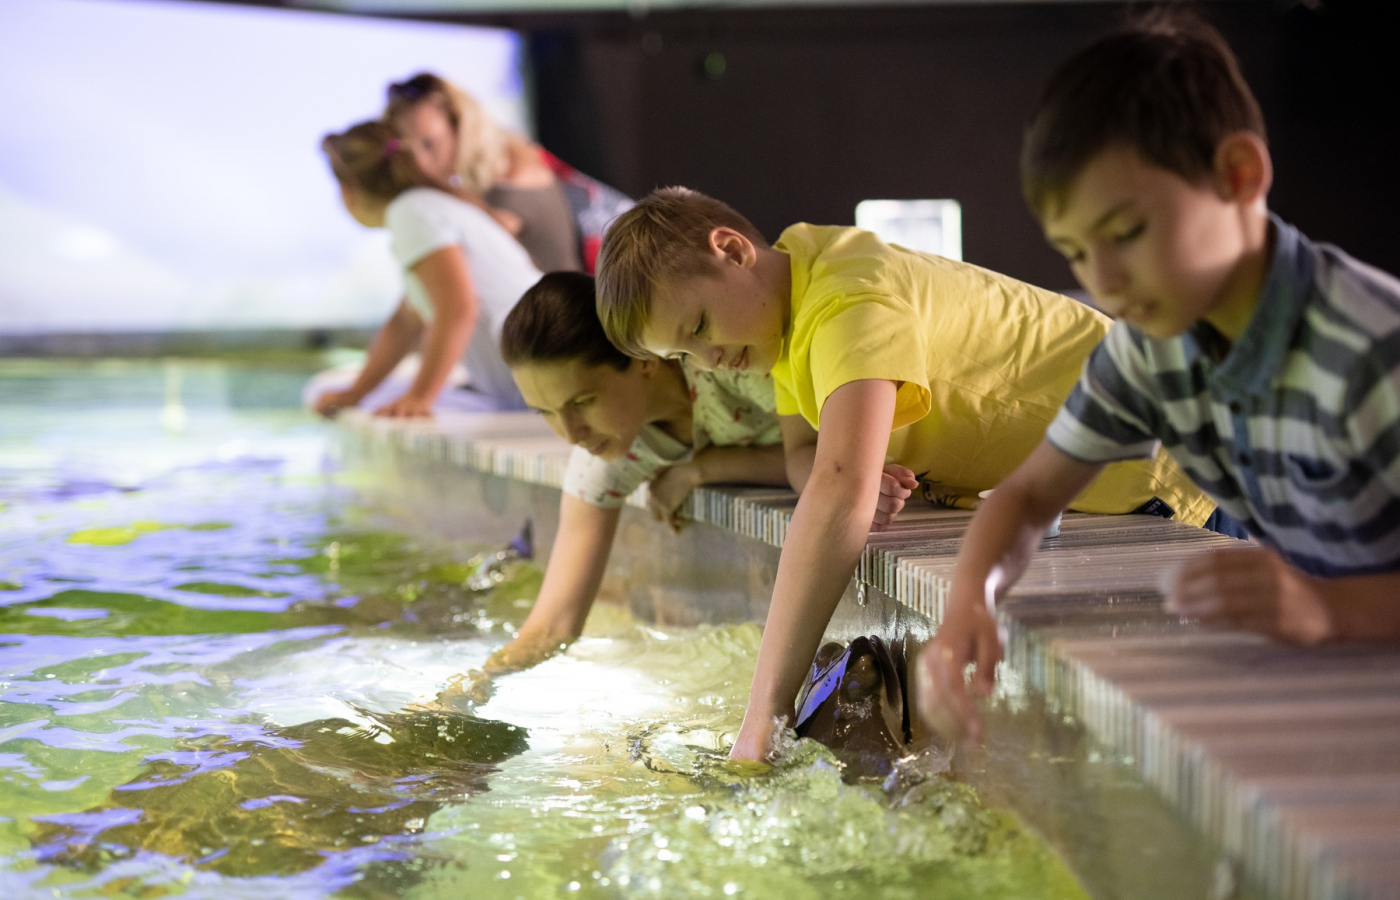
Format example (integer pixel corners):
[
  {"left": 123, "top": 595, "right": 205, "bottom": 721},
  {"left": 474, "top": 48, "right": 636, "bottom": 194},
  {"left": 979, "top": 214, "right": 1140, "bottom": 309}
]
[{"left": 594, "top": 186, "right": 1215, "bottom": 761}]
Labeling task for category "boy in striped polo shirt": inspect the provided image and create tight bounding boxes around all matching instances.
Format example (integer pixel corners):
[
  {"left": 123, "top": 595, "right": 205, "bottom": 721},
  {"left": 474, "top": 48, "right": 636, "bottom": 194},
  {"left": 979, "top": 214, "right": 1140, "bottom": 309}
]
[{"left": 919, "top": 14, "right": 1400, "bottom": 743}]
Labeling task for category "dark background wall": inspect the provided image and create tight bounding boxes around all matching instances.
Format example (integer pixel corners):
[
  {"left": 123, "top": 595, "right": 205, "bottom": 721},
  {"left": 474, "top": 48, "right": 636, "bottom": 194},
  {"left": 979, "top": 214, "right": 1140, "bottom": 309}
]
[{"left": 476, "top": 1, "right": 1400, "bottom": 291}]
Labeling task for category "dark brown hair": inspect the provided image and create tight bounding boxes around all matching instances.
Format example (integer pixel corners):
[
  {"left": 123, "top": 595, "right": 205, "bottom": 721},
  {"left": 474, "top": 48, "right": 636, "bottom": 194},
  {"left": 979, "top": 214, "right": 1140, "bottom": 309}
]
[
  {"left": 321, "top": 119, "right": 445, "bottom": 203},
  {"left": 595, "top": 186, "right": 766, "bottom": 358},
  {"left": 501, "top": 272, "right": 632, "bottom": 372},
  {"left": 1021, "top": 11, "right": 1266, "bottom": 217}
]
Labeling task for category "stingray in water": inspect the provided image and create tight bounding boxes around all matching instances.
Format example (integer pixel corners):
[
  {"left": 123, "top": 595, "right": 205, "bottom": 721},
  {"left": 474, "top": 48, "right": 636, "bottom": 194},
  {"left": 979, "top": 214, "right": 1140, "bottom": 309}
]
[
  {"left": 31, "top": 706, "right": 528, "bottom": 879},
  {"left": 794, "top": 634, "right": 913, "bottom": 782}
]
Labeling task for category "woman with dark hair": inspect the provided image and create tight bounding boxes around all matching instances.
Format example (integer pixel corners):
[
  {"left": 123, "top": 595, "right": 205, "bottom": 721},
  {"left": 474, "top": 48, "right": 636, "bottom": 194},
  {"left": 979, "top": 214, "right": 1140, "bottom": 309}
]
[
  {"left": 473, "top": 272, "right": 787, "bottom": 679},
  {"left": 314, "top": 120, "right": 541, "bottom": 417}
]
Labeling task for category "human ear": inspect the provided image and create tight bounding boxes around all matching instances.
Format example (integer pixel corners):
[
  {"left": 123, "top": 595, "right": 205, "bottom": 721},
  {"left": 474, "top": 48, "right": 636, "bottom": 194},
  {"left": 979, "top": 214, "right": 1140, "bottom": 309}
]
[
  {"left": 636, "top": 355, "right": 661, "bottom": 377},
  {"left": 709, "top": 227, "right": 757, "bottom": 269},
  {"left": 1212, "top": 131, "right": 1273, "bottom": 207}
]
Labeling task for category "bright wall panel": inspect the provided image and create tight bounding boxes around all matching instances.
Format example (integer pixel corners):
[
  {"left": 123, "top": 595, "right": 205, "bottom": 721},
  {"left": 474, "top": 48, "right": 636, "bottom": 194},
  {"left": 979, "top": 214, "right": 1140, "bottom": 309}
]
[{"left": 0, "top": 0, "right": 525, "bottom": 334}]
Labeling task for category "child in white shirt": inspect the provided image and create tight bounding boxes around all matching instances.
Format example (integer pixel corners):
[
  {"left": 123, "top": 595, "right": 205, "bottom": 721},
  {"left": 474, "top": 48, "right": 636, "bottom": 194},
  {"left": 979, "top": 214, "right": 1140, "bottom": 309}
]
[{"left": 316, "top": 120, "right": 542, "bottom": 417}]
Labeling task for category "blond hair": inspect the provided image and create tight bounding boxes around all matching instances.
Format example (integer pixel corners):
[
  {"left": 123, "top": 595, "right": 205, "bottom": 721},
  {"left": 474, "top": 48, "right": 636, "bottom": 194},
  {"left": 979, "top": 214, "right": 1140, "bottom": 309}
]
[
  {"left": 594, "top": 186, "right": 766, "bottom": 358},
  {"left": 321, "top": 120, "right": 444, "bottom": 202},
  {"left": 384, "top": 72, "right": 530, "bottom": 195}
]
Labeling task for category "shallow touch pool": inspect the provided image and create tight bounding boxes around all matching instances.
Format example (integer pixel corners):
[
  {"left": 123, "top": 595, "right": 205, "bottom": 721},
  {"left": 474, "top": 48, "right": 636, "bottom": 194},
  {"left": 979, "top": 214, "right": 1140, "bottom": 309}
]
[{"left": 0, "top": 358, "right": 1089, "bottom": 900}]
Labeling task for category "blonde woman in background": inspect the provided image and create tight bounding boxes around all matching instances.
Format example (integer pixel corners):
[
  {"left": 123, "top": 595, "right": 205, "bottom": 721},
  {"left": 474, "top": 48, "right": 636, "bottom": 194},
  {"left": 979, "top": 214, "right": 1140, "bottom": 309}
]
[
  {"left": 313, "top": 121, "right": 541, "bottom": 418},
  {"left": 385, "top": 73, "right": 632, "bottom": 275}
]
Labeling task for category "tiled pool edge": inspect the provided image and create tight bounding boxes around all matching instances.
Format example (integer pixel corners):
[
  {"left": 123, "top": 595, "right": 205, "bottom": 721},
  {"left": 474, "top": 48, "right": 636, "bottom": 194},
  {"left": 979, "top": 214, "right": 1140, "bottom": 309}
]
[{"left": 336, "top": 412, "right": 1391, "bottom": 900}]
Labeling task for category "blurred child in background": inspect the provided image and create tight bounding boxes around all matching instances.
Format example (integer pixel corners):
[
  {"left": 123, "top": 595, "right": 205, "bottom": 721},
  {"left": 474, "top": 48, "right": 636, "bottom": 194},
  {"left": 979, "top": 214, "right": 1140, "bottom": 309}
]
[
  {"left": 315, "top": 120, "right": 542, "bottom": 417},
  {"left": 387, "top": 72, "right": 629, "bottom": 275}
]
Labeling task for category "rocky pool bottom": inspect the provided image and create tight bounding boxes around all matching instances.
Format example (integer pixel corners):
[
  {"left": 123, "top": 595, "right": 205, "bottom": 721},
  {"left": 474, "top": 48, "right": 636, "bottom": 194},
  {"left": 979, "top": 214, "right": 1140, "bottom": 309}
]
[{"left": 0, "top": 358, "right": 1087, "bottom": 899}]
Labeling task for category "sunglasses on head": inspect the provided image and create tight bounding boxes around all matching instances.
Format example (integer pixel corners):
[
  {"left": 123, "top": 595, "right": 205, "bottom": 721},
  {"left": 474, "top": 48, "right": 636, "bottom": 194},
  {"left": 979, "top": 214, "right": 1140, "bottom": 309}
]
[{"left": 386, "top": 74, "right": 439, "bottom": 104}]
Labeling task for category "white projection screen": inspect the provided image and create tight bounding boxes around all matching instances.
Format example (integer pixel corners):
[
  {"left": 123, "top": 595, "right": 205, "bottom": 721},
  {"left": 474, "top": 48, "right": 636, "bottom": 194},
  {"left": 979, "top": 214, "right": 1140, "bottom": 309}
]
[{"left": 0, "top": 0, "right": 527, "bottom": 337}]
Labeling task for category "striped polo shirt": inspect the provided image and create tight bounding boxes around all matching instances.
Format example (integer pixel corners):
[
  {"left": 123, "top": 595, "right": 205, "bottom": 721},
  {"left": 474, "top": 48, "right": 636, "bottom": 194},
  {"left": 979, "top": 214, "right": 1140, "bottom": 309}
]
[{"left": 1046, "top": 216, "right": 1400, "bottom": 577}]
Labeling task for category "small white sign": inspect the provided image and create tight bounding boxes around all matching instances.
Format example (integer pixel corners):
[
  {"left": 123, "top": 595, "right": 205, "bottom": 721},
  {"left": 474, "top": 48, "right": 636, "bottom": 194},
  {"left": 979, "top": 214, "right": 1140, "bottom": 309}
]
[{"left": 855, "top": 199, "right": 962, "bottom": 261}]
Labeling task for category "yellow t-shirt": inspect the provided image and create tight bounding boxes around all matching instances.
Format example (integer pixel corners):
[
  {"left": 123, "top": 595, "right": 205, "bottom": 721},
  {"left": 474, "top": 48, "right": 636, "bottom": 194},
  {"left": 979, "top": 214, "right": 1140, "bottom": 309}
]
[{"left": 771, "top": 224, "right": 1214, "bottom": 525}]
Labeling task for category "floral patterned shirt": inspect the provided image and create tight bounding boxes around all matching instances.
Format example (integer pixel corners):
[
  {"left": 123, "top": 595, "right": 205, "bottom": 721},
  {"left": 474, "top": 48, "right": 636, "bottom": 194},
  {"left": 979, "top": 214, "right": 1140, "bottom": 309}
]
[{"left": 561, "top": 360, "right": 780, "bottom": 508}]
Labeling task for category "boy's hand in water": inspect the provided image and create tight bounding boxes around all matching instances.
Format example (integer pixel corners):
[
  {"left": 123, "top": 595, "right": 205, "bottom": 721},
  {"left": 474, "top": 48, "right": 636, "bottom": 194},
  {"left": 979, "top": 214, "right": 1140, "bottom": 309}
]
[
  {"left": 374, "top": 394, "right": 434, "bottom": 418},
  {"left": 648, "top": 462, "right": 703, "bottom": 532},
  {"left": 873, "top": 464, "right": 919, "bottom": 531},
  {"left": 729, "top": 710, "right": 783, "bottom": 763},
  {"left": 314, "top": 388, "right": 363, "bottom": 419},
  {"left": 916, "top": 591, "right": 1002, "bottom": 745},
  {"left": 1163, "top": 547, "right": 1333, "bottom": 644}
]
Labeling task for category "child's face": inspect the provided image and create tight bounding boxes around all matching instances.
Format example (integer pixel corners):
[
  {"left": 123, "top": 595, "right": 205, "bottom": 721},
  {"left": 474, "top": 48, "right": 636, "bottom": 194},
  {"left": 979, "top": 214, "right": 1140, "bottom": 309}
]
[
  {"left": 511, "top": 357, "right": 654, "bottom": 460},
  {"left": 639, "top": 230, "right": 787, "bottom": 374},
  {"left": 1041, "top": 144, "right": 1259, "bottom": 340}
]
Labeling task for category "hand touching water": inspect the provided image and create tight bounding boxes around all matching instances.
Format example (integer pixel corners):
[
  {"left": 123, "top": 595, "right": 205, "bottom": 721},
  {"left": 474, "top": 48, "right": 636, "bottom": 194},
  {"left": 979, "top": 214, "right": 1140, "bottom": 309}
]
[
  {"left": 915, "top": 568, "right": 1004, "bottom": 745},
  {"left": 729, "top": 710, "right": 783, "bottom": 763}
]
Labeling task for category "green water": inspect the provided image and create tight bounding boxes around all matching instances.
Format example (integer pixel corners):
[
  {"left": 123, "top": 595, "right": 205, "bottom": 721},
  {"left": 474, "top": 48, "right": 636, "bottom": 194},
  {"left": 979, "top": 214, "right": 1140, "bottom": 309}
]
[{"left": 0, "top": 358, "right": 1088, "bottom": 899}]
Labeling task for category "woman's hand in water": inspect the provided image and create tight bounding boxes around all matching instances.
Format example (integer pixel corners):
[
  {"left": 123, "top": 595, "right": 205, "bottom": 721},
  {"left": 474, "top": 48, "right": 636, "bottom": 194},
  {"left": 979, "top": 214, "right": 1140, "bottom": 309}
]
[
  {"left": 374, "top": 393, "right": 434, "bottom": 419},
  {"left": 486, "top": 630, "right": 571, "bottom": 674},
  {"left": 873, "top": 464, "right": 919, "bottom": 531},
  {"left": 314, "top": 388, "right": 363, "bottom": 419},
  {"left": 435, "top": 668, "right": 496, "bottom": 709},
  {"left": 430, "top": 633, "right": 571, "bottom": 712},
  {"left": 648, "top": 462, "right": 704, "bottom": 532}
]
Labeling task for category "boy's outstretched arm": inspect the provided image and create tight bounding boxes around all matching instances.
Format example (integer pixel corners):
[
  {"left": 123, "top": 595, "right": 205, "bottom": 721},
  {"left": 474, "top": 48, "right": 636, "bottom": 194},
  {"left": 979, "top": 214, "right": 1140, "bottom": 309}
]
[
  {"left": 916, "top": 440, "right": 1104, "bottom": 745},
  {"left": 730, "top": 379, "right": 900, "bottom": 761}
]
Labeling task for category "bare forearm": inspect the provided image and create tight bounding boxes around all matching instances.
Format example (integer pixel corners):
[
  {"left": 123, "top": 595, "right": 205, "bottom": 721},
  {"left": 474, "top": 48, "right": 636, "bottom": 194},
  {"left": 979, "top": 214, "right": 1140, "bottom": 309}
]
[
  {"left": 1321, "top": 572, "right": 1400, "bottom": 641},
  {"left": 694, "top": 445, "right": 789, "bottom": 488},
  {"left": 406, "top": 246, "right": 479, "bottom": 404},
  {"left": 408, "top": 308, "right": 472, "bottom": 402},
  {"left": 784, "top": 443, "right": 817, "bottom": 493},
  {"left": 350, "top": 305, "right": 421, "bottom": 396},
  {"left": 517, "top": 499, "right": 620, "bottom": 643},
  {"left": 948, "top": 442, "right": 1104, "bottom": 613},
  {"left": 947, "top": 486, "right": 1056, "bottom": 611},
  {"left": 748, "top": 472, "right": 878, "bottom": 718}
]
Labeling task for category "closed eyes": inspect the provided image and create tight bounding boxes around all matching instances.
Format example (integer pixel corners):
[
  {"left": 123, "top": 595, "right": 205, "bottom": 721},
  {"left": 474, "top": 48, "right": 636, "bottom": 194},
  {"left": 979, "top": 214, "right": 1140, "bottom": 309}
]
[{"left": 1112, "top": 222, "right": 1146, "bottom": 244}]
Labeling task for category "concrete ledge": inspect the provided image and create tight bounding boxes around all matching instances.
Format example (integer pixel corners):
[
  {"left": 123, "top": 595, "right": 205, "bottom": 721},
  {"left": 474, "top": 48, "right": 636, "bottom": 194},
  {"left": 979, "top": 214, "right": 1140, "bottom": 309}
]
[{"left": 335, "top": 410, "right": 1398, "bottom": 900}]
